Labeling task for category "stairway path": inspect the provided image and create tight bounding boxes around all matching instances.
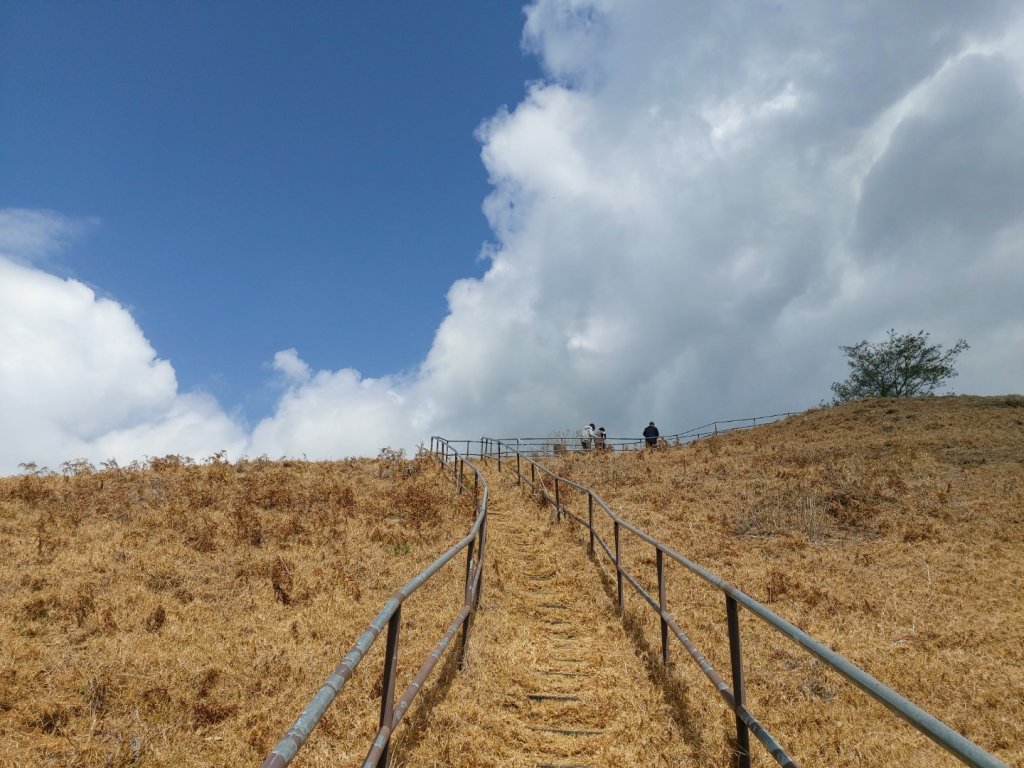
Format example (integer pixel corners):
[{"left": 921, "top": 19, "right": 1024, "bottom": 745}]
[{"left": 396, "top": 465, "right": 699, "bottom": 767}]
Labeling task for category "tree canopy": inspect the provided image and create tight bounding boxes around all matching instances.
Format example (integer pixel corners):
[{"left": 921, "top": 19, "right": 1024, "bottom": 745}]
[{"left": 831, "top": 330, "right": 969, "bottom": 404}]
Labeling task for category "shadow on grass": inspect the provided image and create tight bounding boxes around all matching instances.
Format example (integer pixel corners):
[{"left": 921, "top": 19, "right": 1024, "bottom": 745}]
[
  {"left": 389, "top": 642, "right": 463, "bottom": 763},
  {"left": 551, "top": 511, "right": 728, "bottom": 766}
]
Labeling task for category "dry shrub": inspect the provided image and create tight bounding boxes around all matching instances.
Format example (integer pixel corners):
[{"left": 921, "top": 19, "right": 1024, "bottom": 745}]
[{"left": 271, "top": 556, "right": 294, "bottom": 604}]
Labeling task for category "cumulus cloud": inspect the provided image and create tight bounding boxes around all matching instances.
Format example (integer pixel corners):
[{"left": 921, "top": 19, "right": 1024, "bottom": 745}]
[
  {"left": 0, "top": 218, "right": 246, "bottom": 473},
  {"left": 249, "top": 367, "right": 419, "bottom": 459},
  {"left": 272, "top": 348, "right": 312, "bottom": 384},
  {"left": 5, "top": 1, "right": 1024, "bottom": 471},
  {"left": 392, "top": 0, "right": 1024, "bottom": 440}
]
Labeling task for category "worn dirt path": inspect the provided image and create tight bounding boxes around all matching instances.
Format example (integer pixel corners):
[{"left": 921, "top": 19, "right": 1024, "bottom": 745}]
[{"left": 395, "top": 464, "right": 701, "bottom": 768}]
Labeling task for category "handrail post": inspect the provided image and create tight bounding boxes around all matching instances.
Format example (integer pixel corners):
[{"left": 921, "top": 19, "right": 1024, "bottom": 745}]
[
  {"left": 497, "top": 441, "right": 502, "bottom": 471},
  {"left": 614, "top": 520, "right": 623, "bottom": 612},
  {"left": 555, "top": 478, "right": 561, "bottom": 522},
  {"left": 531, "top": 462, "right": 535, "bottom": 486},
  {"left": 588, "top": 494, "right": 594, "bottom": 557},
  {"left": 458, "top": 539, "right": 476, "bottom": 668},
  {"left": 657, "top": 547, "right": 668, "bottom": 666},
  {"left": 378, "top": 605, "right": 402, "bottom": 768},
  {"left": 516, "top": 451, "right": 521, "bottom": 484},
  {"left": 475, "top": 516, "right": 486, "bottom": 610},
  {"left": 726, "top": 596, "right": 751, "bottom": 768}
]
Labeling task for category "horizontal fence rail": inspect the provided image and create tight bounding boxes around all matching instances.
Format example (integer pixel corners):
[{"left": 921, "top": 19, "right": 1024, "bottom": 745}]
[
  {"left": 479, "top": 436, "right": 1006, "bottom": 768},
  {"left": 261, "top": 440, "right": 488, "bottom": 768},
  {"left": 491, "top": 411, "right": 799, "bottom": 455}
]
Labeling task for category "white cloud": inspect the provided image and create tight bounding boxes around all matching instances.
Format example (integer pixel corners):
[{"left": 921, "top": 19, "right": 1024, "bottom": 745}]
[
  {"left": 248, "top": 367, "right": 417, "bottom": 459},
  {"left": 0, "top": 209, "right": 96, "bottom": 265},
  {"left": 0, "top": 221, "right": 246, "bottom": 473},
  {"left": 4, "top": 1, "right": 1024, "bottom": 472},
  {"left": 272, "top": 348, "right": 312, "bottom": 384}
]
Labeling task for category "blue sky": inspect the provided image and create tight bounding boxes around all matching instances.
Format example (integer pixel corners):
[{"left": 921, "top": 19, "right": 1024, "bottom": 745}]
[
  {"left": 2, "top": 1, "right": 1023, "bottom": 472},
  {"left": 2, "top": 2, "right": 539, "bottom": 419}
]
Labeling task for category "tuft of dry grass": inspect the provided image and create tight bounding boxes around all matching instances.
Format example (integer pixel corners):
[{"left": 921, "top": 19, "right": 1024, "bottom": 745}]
[
  {"left": 0, "top": 451, "right": 476, "bottom": 767},
  {"left": 540, "top": 396, "right": 1023, "bottom": 766}
]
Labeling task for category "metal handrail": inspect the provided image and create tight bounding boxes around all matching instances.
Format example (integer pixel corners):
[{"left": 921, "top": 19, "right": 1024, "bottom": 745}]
[
  {"left": 261, "top": 439, "right": 489, "bottom": 768},
  {"left": 491, "top": 411, "right": 800, "bottom": 454},
  {"left": 480, "top": 437, "right": 1006, "bottom": 768}
]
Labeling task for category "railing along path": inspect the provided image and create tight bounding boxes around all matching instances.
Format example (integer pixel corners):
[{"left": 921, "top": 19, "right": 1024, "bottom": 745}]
[
  {"left": 481, "top": 412, "right": 798, "bottom": 455},
  {"left": 261, "top": 440, "right": 487, "bottom": 768},
  {"left": 475, "top": 433, "right": 1006, "bottom": 768}
]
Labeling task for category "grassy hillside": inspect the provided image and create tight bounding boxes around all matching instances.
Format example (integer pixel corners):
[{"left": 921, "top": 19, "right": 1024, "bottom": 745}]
[
  {"left": 543, "top": 395, "right": 1023, "bottom": 765},
  {"left": 2, "top": 397, "right": 1019, "bottom": 767},
  {"left": 0, "top": 451, "right": 475, "bottom": 767}
]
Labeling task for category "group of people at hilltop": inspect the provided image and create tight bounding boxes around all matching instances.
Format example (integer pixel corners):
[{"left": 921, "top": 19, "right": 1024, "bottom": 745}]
[
  {"left": 580, "top": 421, "right": 660, "bottom": 451},
  {"left": 579, "top": 423, "right": 607, "bottom": 450}
]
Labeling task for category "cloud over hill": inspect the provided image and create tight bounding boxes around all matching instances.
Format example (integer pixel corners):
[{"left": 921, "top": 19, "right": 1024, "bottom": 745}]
[{"left": 3, "top": 1, "right": 1024, "bottom": 472}]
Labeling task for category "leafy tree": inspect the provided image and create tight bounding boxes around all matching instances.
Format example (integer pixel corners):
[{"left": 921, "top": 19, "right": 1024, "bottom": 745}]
[{"left": 831, "top": 329, "right": 969, "bottom": 403}]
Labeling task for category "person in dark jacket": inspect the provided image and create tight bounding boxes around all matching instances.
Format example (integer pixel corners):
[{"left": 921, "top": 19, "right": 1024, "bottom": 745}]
[{"left": 643, "top": 421, "right": 659, "bottom": 447}]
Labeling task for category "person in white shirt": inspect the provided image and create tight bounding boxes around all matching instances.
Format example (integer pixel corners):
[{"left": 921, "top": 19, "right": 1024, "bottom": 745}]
[{"left": 580, "top": 423, "right": 596, "bottom": 450}]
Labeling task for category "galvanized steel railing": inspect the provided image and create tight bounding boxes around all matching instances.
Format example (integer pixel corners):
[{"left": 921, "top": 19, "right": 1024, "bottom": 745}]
[
  {"left": 260, "top": 440, "right": 488, "bottom": 768},
  {"left": 480, "top": 437, "right": 1006, "bottom": 768},
  {"left": 491, "top": 411, "right": 799, "bottom": 455}
]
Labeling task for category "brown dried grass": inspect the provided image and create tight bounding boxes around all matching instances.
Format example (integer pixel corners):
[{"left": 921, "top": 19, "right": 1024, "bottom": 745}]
[
  {"left": 4, "top": 395, "right": 1020, "bottom": 766},
  {"left": 539, "top": 396, "right": 1023, "bottom": 766},
  {"left": 396, "top": 475, "right": 707, "bottom": 767},
  {"left": 0, "top": 451, "right": 476, "bottom": 767}
]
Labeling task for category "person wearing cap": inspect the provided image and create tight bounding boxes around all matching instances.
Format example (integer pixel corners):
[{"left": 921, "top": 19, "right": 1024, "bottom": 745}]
[
  {"left": 595, "top": 426, "right": 608, "bottom": 450},
  {"left": 580, "top": 423, "right": 596, "bottom": 450},
  {"left": 643, "top": 421, "right": 659, "bottom": 447}
]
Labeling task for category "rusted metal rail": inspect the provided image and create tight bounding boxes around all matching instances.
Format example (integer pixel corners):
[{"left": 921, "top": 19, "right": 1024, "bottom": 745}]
[
  {"left": 480, "top": 436, "right": 1006, "bottom": 768},
  {"left": 260, "top": 439, "right": 488, "bottom": 768}
]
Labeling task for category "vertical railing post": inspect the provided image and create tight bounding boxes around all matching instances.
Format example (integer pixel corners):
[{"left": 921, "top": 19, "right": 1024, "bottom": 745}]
[
  {"left": 657, "top": 547, "right": 668, "bottom": 666},
  {"left": 555, "top": 478, "right": 561, "bottom": 522},
  {"left": 531, "top": 462, "right": 535, "bottom": 487},
  {"left": 588, "top": 494, "right": 594, "bottom": 556},
  {"left": 516, "top": 451, "right": 521, "bottom": 484},
  {"left": 458, "top": 539, "right": 476, "bottom": 667},
  {"left": 614, "top": 520, "right": 623, "bottom": 612},
  {"left": 475, "top": 516, "right": 486, "bottom": 610},
  {"left": 726, "top": 596, "right": 751, "bottom": 768},
  {"left": 497, "top": 442, "right": 502, "bottom": 471},
  {"left": 475, "top": 520, "right": 483, "bottom": 610},
  {"left": 378, "top": 605, "right": 402, "bottom": 768}
]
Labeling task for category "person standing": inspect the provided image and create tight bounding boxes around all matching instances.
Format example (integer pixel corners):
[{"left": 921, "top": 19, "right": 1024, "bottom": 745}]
[
  {"left": 580, "top": 423, "right": 596, "bottom": 450},
  {"left": 595, "top": 426, "right": 608, "bottom": 450},
  {"left": 643, "top": 421, "right": 659, "bottom": 447}
]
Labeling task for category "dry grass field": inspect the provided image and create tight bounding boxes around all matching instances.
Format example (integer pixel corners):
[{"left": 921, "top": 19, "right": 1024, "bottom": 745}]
[
  {"left": 0, "top": 450, "right": 476, "bottom": 767},
  {"left": 2, "top": 396, "right": 1020, "bottom": 767},
  {"left": 540, "top": 395, "right": 1023, "bottom": 766}
]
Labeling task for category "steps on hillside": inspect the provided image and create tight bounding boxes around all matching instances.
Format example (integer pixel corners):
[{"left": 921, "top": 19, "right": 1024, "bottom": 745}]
[{"left": 394, "top": 467, "right": 700, "bottom": 767}]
